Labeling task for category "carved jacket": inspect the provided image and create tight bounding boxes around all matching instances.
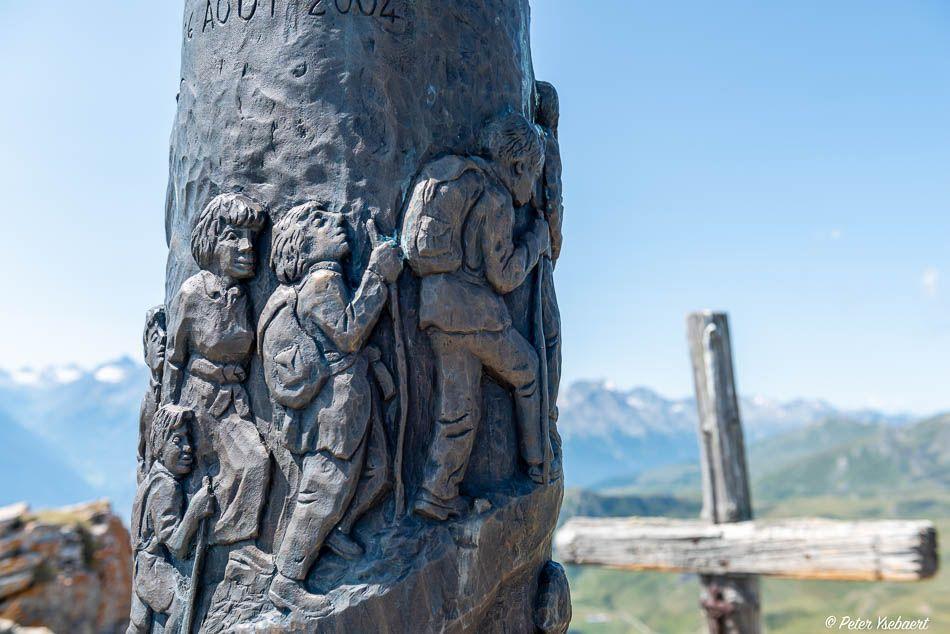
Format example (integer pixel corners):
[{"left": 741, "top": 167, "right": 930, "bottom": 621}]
[
  {"left": 258, "top": 261, "right": 385, "bottom": 458},
  {"left": 130, "top": 462, "right": 184, "bottom": 612},
  {"left": 411, "top": 156, "right": 547, "bottom": 334},
  {"left": 137, "top": 377, "right": 161, "bottom": 483},
  {"left": 163, "top": 270, "right": 255, "bottom": 418}
]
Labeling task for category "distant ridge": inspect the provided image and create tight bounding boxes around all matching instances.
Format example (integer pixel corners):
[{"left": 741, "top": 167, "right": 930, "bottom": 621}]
[
  {"left": 557, "top": 380, "right": 915, "bottom": 488},
  {"left": 0, "top": 362, "right": 926, "bottom": 514},
  {"left": 0, "top": 357, "right": 147, "bottom": 517},
  {"left": 0, "top": 409, "right": 94, "bottom": 509}
]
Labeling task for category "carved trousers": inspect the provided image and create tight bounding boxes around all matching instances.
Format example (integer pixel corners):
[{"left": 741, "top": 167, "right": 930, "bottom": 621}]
[
  {"left": 421, "top": 327, "right": 542, "bottom": 503},
  {"left": 182, "top": 374, "right": 270, "bottom": 545},
  {"left": 275, "top": 416, "right": 388, "bottom": 580},
  {"left": 540, "top": 257, "right": 561, "bottom": 422}
]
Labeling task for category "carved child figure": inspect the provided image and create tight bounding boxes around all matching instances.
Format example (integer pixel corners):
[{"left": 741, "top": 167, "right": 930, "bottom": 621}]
[
  {"left": 128, "top": 405, "right": 214, "bottom": 634},
  {"left": 258, "top": 202, "right": 402, "bottom": 614},
  {"left": 137, "top": 306, "right": 167, "bottom": 483},
  {"left": 163, "top": 192, "right": 270, "bottom": 546},
  {"left": 402, "top": 112, "right": 552, "bottom": 521}
]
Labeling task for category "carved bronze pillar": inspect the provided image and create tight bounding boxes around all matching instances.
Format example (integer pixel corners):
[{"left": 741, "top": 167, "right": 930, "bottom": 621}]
[{"left": 130, "top": 1, "right": 570, "bottom": 632}]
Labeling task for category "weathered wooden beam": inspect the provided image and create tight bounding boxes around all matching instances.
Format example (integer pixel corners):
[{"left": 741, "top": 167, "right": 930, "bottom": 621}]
[
  {"left": 688, "top": 312, "right": 751, "bottom": 525},
  {"left": 688, "top": 311, "right": 760, "bottom": 634},
  {"left": 556, "top": 517, "right": 939, "bottom": 582}
]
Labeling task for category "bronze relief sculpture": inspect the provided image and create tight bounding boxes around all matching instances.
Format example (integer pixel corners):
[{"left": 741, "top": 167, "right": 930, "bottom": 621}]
[
  {"left": 163, "top": 192, "right": 270, "bottom": 546},
  {"left": 402, "top": 112, "right": 553, "bottom": 521},
  {"left": 259, "top": 203, "right": 400, "bottom": 613},
  {"left": 133, "top": 2, "right": 570, "bottom": 631}
]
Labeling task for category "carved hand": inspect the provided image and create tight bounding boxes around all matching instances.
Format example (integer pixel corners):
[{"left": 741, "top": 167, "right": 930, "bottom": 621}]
[
  {"left": 534, "top": 217, "right": 552, "bottom": 259},
  {"left": 191, "top": 479, "right": 216, "bottom": 520},
  {"left": 368, "top": 242, "right": 404, "bottom": 283},
  {"left": 223, "top": 366, "right": 247, "bottom": 383}
]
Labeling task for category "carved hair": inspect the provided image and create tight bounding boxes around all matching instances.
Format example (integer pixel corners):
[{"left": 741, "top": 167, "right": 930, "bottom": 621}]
[
  {"left": 191, "top": 193, "right": 267, "bottom": 270},
  {"left": 141, "top": 305, "right": 166, "bottom": 356},
  {"left": 270, "top": 202, "right": 336, "bottom": 285},
  {"left": 479, "top": 112, "right": 544, "bottom": 171},
  {"left": 535, "top": 81, "right": 559, "bottom": 133},
  {"left": 148, "top": 404, "right": 192, "bottom": 469}
]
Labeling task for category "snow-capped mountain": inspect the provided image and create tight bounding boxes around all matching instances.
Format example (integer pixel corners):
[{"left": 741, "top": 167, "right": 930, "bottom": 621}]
[
  {"left": 0, "top": 361, "right": 918, "bottom": 515},
  {"left": 0, "top": 358, "right": 147, "bottom": 516},
  {"left": 557, "top": 380, "right": 914, "bottom": 488}
]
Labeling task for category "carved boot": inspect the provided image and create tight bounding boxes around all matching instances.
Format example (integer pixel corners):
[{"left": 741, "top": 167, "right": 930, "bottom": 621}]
[
  {"left": 326, "top": 529, "right": 364, "bottom": 560},
  {"left": 268, "top": 573, "right": 332, "bottom": 616},
  {"left": 412, "top": 489, "right": 469, "bottom": 521}
]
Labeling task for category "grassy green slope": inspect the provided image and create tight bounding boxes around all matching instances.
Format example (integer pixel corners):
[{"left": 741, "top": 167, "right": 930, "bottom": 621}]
[{"left": 564, "top": 415, "right": 950, "bottom": 633}]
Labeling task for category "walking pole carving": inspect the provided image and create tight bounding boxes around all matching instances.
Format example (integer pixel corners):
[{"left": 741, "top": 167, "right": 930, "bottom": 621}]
[{"left": 533, "top": 80, "right": 566, "bottom": 484}]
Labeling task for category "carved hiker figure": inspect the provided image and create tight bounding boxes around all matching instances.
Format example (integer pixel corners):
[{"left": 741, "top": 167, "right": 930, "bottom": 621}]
[
  {"left": 128, "top": 405, "right": 215, "bottom": 634},
  {"left": 163, "top": 192, "right": 270, "bottom": 545},
  {"left": 534, "top": 80, "right": 565, "bottom": 481},
  {"left": 402, "top": 112, "right": 552, "bottom": 522},
  {"left": 258, "top": 202, "right": 401, "bottom": 614},
  {"left": 137, "top": 306, "right": 167, "bottom": 483}
]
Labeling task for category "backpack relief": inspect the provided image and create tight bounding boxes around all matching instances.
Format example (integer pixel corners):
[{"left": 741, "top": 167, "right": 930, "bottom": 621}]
[
  {"left": 258, "top": 286, "right": 330, "bottom": 410},
  {"left": 401, "top": 156, "right": 485, "bottom": 277}
]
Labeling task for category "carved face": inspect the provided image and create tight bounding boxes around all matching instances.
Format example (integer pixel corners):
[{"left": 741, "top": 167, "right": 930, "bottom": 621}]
[
  {"left": 509, "top": 157, "right": 543, "bottom": 207},
  {"left": 305, "top": 212, "right": 350, "bottom": 263},
  {"left": 144, "top": 324, "right": 166, "bottom": 377},
  {"left": 215, "top": 224, "right": 256, "bottom": 280},
  {"left": 161, "top": 428, "right": 194, "bottom": 477}
]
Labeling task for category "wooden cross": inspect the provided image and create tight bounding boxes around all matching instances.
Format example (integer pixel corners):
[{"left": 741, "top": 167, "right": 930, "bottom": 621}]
[{"left": 556, "top": 311, "right": 939, "bottom": 634}]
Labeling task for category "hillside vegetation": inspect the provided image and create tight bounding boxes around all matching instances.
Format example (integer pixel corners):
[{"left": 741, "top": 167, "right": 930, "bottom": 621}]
[{"left": 564, "top": 414, "right": 950, "bottom": 633}]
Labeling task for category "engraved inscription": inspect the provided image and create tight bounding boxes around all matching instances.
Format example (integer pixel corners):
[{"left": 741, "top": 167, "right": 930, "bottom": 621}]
[
  {"left": 186, "top": 0, "right": 278, "bottom": 40},
  {"left": 186, "top": 0, "right": 400, "bottom": 41},
  {"left": 238, "top": 0, "right": 258, "bottom": 20},
  {"left": 379, "top": 0, "right": 398, "bottom": 22},
  {"left": 308, "top": 0, "right": 400, "bottom": 21}
]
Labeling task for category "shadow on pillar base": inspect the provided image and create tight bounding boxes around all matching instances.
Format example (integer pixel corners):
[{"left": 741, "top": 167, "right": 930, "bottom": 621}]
[{"left": 199, "top": 482, "right": 566, "bottom": 633}]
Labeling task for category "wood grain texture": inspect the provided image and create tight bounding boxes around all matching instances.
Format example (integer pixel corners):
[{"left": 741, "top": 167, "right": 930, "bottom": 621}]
[
  {"left": 687, "top": 312, "right": 752, "bottom": 525},
  {"left": 687, "top": 311, "right": 761, "bottom": 633},
  {"left": 556, "top": 517, "right": 939, "bottom": 581}
]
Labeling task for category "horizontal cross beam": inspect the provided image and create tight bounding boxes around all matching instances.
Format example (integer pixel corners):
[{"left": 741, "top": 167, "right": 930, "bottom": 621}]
[{"left": 556, "top": 517, "right": 938, "bottom": 582}]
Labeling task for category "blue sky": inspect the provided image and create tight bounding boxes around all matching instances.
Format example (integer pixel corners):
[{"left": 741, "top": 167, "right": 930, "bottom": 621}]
[{"left": 1, "top": 1, "right": 948, "bottom": 413}]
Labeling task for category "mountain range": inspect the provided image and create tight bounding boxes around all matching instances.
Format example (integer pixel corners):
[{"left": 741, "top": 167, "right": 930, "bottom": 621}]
[
  {"left": 0, "top": 360, "right": 927, "bottom": 518},
  {"left": 557, "top": 379, "right": 913, "bottom": 488},
  {"left": 0, "top": 358, "right": 146, "bottom": 515}
]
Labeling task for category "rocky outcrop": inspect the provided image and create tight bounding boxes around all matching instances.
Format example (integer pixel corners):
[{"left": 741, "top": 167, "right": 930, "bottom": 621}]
[
  {"left": 0, "top": 618, "right": 51, "bottom": 634},
  {"left": 0, "top": 501, "right": 131, "bottom": 634}
]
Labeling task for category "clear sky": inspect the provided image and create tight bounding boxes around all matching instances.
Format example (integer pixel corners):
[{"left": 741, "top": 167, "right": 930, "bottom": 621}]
[{"left": 1, "top": 1, "right": 948, "bottom": 414}]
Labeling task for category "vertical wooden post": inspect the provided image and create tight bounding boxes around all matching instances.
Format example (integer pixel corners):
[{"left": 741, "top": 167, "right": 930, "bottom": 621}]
[{"left": 687, "top": 312, "right": 762, "bottom": 634}]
